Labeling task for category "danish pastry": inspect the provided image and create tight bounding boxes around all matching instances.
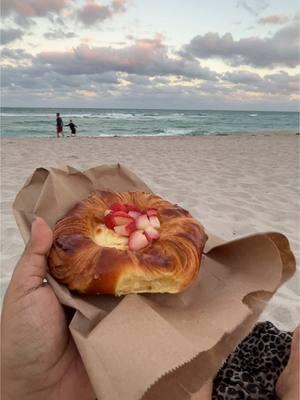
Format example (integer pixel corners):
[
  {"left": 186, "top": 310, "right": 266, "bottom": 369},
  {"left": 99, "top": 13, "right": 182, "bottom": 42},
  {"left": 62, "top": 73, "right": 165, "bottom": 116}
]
[{"left": 48, "top": 191, "right": 207, "bottom": 295}]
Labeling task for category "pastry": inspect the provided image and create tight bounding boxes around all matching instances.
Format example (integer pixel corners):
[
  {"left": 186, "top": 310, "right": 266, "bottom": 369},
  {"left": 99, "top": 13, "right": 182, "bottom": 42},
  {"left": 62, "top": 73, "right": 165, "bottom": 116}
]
[{"left": 48, "top": 191, "right": 207, "bottom": 295}]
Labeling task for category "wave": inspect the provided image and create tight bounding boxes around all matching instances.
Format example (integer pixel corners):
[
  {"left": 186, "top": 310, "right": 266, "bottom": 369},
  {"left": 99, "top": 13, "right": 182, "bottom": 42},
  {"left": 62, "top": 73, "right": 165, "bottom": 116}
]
[
  {"left": 248, "top": 113, "right": 258, "bottom": 117},
  {"left": 1, "top": 113, "right": 54, "bottom": 117},
  {"left": 159, "top": 127, "right": 197, "bottom": 136},
  {"left": 1, "top": 111, "right": 190, "bottom": 121}
]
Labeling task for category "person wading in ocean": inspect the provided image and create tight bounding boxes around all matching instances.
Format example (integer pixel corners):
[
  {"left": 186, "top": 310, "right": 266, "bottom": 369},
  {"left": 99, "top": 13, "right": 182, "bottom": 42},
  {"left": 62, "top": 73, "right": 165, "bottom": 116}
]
[
  {"left": 56, "top": 113, "right": 64, "bottom": 138},
  {"left": 65, "top": 120, "right": 78, "bottom": 136}
]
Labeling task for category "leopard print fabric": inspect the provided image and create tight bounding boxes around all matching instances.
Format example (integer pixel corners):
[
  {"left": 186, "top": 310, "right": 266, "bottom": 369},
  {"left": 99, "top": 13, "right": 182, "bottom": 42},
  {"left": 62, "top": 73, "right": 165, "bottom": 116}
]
[{"left": 212, "top": 322, "right": 292, "bottom": 399}]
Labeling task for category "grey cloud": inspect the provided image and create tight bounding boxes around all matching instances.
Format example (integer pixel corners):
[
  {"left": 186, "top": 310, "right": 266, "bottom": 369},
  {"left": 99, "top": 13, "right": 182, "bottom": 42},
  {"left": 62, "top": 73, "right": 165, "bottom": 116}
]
[
  {"left": 14, "top": 14, "right": 35, "bottom": 28},
  {"left": 125, "top": 74, "right": 151, "bottom": 86},
  {"left": 182, "top": 19, "right": 299, "bottom": 67},
  {"left": 77, "top": 0, "right": 127, "bottom": 26},
  {"left": 262, "top": 71, "right": 299, "bottom": 94},
  {"left": 91, "top": 71, "right": 121, "bottom": 84},
  {"left": 222, "top": 70, "right": 299, "bottom": 94},
  {"left": 2, "top": 0, "right": 69, "bottom": 27},
  {"left": 2, "top": 64, "right": 121, "bottom": 92},
  {"left": 222, "top": 70, "right": 262, "bottom": 84},
  {"left": 37, "top": 41, "right": 218, "bottom": 80},
  {"left": 112, "top": 0, "right": 127, "bottom": 13},
  {"left": 151, "top": 77, "right": 170, "bottom": 84},
  {"left": 1, "top": 47, "right": 33, "bottom": 60},
  {"left": 236, "top": 0, "right": 269, "bottom": 16},
  {"left": 47, "top": 15, "right": 66, "bottom": 27},
  {"left": 2, "top": 64, "right": 298, "bottom": 111},
  {"left": 44, "top": 29, "right": 77, "bottom": 40},
  {"left": 0, "top": 28, "right": 24, "bottom": 45},
  {"left": 2, "top": 0, "right": 68, "bottom": 17}
]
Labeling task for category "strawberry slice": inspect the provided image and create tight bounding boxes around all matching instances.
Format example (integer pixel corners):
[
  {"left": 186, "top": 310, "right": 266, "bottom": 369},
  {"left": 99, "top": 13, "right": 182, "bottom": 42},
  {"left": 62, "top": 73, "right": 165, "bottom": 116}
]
[
  {"left": 104, "top": 213, "right": 116, "bottom": 229},
  {"left": 113, "top": 214, "right": 134, "bottom": 226},
  {"left": 125, "top": 203, "right": 141, "bottom": 212},
  {"left": 144, "top": 208, "right": 157, "bottom": 217},
  {"left": 149, "top": 216, "right": 160, "bottom": 228},
  {"left": 110, "top": 203, "right": 127, "bottom": 212},
  {"left": 128, "top": 230, "right": 149, "bottom": 251},
  {"left": 144, "top": 226, "right": 160, "bottom": 241},
  {"left": 136, "top": 214, "right": 151, "bottom": 230},
  {"left": 128, "top": 211, "right": 141, "bottom": 220},
  {"left": 114, "top": 221, "right": 136, "bottom": 237},
  {"left": 126, "top": 221, "right": 137, "bottom": 235},
  {"left": 104, "top": 211, "right": 134, "bottom": 228},
  {"left": 111, "top": 211, "right": 129, "bottom": 217}
]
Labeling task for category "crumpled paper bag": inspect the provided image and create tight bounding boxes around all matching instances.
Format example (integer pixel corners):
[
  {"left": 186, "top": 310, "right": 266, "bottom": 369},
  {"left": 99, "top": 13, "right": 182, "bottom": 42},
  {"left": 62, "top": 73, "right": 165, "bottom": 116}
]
[{"left": 13, "top": 164, "right": 296, "bottom": 400}]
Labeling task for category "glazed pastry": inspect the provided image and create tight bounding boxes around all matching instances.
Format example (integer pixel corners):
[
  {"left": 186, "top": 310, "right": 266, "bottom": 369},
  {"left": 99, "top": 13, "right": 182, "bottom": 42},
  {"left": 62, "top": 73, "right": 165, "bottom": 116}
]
[{"left": 48, "top": 191, "right": 207, "bottom": 295}]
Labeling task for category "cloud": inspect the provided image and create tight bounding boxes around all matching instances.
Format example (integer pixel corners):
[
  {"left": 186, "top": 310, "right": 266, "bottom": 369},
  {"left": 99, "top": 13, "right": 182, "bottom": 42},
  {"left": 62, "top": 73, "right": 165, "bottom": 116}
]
[
  {"left": 2, "top": 0, "right": 69, "bottom": 27},
  {"left": 222, "top": 70, "right": 299, "bottom": 94},
  {"left": 1, "top": 0, "right": 69, "bottom": 17},
  {"left": 13, "top": 14, "right": 35, "bottom": 28},
  {"left": 2, "top": 63, "right": 298, "bottom": 110},
  {"left": 236, "top": 0, "right": 269, "bottom": 16},
  {"left": 111, "top": 0, "right": 127, "bottom": 13},
  {"left": 1, "top": 47, "right": 33, "bottom": 61},
  {"left": 182, "top": 19, "right": 299, "bottom": 67},
  {"left": 44, "top": 29, "right": 77, "bottom": 39},
  {"left": 77, "top": 0, "right": 127, "bottom": 26},
  {"left": 125, "top": 74, "right": 151, "bottom": 86},
  {"left": 258, "top": 14, "right": 290, "bottom": 24},
  {"left": 37, "top": 36, "right": 218, "bottom": 80},
  {"left": 0, "top": 28, "right": 24, "bottom": 45},
  {"left": 76, "top": 89, "right": 97, "bottom": 97},
  {"left": 222, "top": 70, "right": 262, "bottom": 85}
]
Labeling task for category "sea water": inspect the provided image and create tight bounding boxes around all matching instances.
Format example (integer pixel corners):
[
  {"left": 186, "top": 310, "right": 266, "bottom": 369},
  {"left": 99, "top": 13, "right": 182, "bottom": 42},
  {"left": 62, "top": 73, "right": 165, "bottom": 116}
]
[{"left": 1, "top": 107, "right": 299, "bottom": 137}]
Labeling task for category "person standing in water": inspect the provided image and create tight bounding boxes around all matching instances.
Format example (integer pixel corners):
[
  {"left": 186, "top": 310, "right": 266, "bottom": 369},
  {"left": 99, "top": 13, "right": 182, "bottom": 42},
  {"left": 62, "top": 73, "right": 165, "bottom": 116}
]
[
  {"left": 65, "top": 120, "right": 78, "bottom": 136},
  {"left": 56, "top": 113, "right": 64, "bottom": 138}
]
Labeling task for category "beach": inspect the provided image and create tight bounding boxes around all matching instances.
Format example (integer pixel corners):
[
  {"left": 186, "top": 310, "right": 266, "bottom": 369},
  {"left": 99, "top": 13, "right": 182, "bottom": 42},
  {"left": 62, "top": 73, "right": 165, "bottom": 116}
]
[{"left": 1, "top": 133, "right": 299, "bottom": 330}]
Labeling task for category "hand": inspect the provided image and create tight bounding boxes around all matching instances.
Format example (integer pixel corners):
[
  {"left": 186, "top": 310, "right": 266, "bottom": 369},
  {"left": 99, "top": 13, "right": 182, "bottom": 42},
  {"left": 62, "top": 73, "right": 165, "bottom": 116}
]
[
  {"left": 276, "top": 326, "right": 300, "bottom": 400},
  {"left": 1, "top": 217, "right": 95, "bottom": 400}
]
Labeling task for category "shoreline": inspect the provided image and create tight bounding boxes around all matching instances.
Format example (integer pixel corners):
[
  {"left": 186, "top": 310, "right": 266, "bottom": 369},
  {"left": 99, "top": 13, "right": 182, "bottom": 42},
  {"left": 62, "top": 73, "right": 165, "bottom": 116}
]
[
  {"left": 1, "top": 130, "right": 299, "bottom": 139},
  {"left": 1, "top": 134, "right": 299, "bottom": 329}
]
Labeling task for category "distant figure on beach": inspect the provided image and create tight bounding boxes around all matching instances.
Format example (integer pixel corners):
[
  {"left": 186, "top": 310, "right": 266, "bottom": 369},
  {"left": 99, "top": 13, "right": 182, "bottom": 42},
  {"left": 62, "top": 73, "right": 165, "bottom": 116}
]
[
  {"left": 56, "top": 113, "right": 64, "bottom": 138},
  {"left": 65, "top": 120, "right": 78, "bottom": 136}
]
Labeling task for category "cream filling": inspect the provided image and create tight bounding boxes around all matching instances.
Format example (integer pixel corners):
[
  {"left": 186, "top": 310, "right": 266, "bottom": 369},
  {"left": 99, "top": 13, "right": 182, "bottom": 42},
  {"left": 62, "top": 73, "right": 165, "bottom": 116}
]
[
  {"left": 93, "top": 224, "right": 128, "bottom": 250},
  {"left": 116, "top": 275, "right": 180, "bottom": 295}
]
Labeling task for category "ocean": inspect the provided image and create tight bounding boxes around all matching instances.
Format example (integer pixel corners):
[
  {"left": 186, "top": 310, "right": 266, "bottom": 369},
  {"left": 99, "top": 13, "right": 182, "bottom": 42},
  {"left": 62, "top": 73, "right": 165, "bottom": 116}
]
[{"left": 1, "top": 107, "right": 299, "bottom": 137}]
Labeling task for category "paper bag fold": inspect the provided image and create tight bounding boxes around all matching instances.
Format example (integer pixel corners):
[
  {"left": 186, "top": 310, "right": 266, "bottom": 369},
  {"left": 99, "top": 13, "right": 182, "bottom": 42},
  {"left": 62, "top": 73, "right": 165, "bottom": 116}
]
[{"left": 12, "top": 164, "right": 296, "bottom": 400}]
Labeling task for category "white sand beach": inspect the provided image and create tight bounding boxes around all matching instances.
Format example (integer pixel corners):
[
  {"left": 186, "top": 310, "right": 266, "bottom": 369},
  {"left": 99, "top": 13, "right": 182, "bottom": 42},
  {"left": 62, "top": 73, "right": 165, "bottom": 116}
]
[{"left": 1, "top": 133, "right": 299, "bottom": 329}]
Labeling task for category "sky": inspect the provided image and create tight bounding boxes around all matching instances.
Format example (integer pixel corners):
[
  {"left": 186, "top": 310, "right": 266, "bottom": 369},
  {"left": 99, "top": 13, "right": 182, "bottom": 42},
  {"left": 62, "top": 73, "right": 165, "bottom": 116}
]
[{"left": 1, "top": 0, "right": 299, "bottom": 110}]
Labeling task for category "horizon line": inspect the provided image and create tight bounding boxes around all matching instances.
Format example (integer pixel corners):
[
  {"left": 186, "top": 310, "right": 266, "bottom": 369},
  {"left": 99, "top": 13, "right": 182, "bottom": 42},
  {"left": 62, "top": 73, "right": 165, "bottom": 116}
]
[{"left": 1, "top": 106, "right": 298, "bottom": 113}]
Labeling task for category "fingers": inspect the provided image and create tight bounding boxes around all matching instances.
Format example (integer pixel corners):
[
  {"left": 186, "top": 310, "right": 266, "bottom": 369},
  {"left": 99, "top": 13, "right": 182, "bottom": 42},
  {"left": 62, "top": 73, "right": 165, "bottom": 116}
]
[
  {"left": 11, "top": 217, "right": 53, "bottom": 290},
  {"left": 288, "top": 325, "right": 299, "bottom": 368}
]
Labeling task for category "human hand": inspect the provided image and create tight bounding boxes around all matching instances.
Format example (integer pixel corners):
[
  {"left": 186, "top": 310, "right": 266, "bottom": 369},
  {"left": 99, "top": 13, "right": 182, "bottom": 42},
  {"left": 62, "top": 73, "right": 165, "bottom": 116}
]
[
  {"left": 276, "top": 326, "right": 300, "bottom": 400},
  {"left": 1, "top": 217, "right": 95, "bottom": 400}
]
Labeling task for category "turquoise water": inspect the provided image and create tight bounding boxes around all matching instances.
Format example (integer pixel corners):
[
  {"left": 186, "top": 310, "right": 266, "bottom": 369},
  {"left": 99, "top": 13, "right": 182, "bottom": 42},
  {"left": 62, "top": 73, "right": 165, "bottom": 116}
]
[{"left": 1, "top": 107, "right": 299, "bottom": 137}]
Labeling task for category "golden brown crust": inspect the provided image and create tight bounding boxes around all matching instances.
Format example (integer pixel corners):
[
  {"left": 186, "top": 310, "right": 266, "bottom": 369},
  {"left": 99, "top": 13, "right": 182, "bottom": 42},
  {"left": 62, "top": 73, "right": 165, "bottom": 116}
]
[{"left": 48, "top": 191, "right": 207, "bottom": 295}]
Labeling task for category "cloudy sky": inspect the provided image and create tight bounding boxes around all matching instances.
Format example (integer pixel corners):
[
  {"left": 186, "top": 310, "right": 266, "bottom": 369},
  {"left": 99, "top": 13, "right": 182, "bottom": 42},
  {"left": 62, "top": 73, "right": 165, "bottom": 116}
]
[{"left": 1, "top": 0, "right": 299, "bottom": 110}]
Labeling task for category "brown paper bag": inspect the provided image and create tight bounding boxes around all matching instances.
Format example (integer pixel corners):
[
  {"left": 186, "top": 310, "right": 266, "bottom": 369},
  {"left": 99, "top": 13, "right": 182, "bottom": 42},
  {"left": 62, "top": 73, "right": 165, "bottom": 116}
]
[{"left": 13, "top": 164, "right": 296, "bottom": 400}]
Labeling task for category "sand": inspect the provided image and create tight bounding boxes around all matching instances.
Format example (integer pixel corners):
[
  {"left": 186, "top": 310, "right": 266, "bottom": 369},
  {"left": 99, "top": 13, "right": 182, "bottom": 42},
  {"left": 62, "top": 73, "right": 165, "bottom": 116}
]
[{"left": 1, "top": 133, "right": 299, "bottom": 330}]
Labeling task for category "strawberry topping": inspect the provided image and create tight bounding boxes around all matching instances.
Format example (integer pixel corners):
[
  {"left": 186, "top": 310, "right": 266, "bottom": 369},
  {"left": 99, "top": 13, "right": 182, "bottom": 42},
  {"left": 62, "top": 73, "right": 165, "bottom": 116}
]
[
  {"left": 128, "top": 230, "right": 149, "bottom": 251},
  {"left": 110, "top": 203, "right": 127, "bottom": 212},
  {"left": 103, "top": 203, "right": 160, "bottom": 251}
]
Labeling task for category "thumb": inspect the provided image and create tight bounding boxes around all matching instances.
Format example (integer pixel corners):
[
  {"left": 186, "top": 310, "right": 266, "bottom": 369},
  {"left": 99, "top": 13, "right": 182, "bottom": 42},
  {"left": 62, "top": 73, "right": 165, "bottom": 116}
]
[
  {"left": 27, "top": 216, "right": 53, "bottom": 256},
  {"left": 12, "top": 217, "right": 53, "bottom": 289}
]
